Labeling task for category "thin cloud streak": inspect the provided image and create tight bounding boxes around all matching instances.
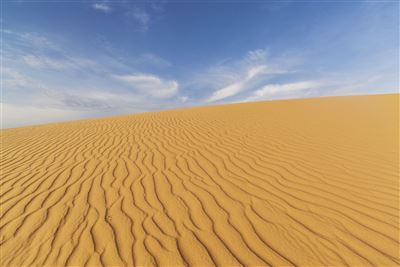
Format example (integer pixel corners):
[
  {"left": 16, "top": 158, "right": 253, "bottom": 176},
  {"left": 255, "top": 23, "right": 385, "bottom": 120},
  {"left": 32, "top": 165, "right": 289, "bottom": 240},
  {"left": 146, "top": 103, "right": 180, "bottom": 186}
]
[
  {"left": 92, "top": 3, "right": 112, "bottom": 13},
  {"left": 114, "top": 74, "right": 179, "bottom": 98},
  {"left": 206, "top": 49, "right": 290, "bottom": 102},
  {"left": 246, "top": 81, "right": 322, "bottom": 101}
]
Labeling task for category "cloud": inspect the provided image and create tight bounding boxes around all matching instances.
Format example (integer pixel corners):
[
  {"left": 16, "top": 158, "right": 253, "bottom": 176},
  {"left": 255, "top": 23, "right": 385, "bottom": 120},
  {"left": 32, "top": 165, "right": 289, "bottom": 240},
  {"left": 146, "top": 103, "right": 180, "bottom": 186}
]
[
  {"left": 20, "top": 33, "right": 60, "bottom": 50},
  {"left": 3, "top": 68, "right": 42, "bottom": 89},
  {"left": 207, "top": 65, "right": 279, "bottom": 102},
  {"left": 2, "top": 30, "right": 185, "bottom": 128},
  {"left": 136, "top": 53, "right": 171, "bottom": 68},
  {"left": 246, "top": 65, "right": 269, "bottom": 80},
  {"left": 127, "top": 8, "right": 150, "bottom": 32},
  {"left": 207, "top": 81, "right": 245, "bottom": 103},
  {"left": 3, "top": 30, "right": 60, "bottom": 51},
  {"left": 92, "top": 3, "right": 112, "bottom": 13},
  {"left": 246, "top": 81, "right": 322, "bottom": 101},
  {"left": 245, "top": 49, "right": 268, "bottom": 62},
  {"left": 19, "top": 54, "right": 96, "bottom": 72},
  {"left": 43, "top": 89, "right": 114, "bottom": 110},
  {"left": 22, "top": 55, "right": 70, "bottom": 69},
  {"left": 179, "top": 96, "right": 189, "bottom": 103},
  {"left": 4, "top": 30, "right": 96, "bottom": 72},
  {"left": 114, "top": 74, "right": 178, "bottom": 98},
  {"left": 205, "top": 49, "right": 290, "bottom": 102}
]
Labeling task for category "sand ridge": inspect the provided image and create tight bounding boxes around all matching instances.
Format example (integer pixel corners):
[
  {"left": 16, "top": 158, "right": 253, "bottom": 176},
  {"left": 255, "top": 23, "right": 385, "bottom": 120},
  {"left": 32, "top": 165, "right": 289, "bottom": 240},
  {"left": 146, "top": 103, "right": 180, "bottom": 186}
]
[{"left": 1, "top": 94, "right": 399, "bottom": 266}]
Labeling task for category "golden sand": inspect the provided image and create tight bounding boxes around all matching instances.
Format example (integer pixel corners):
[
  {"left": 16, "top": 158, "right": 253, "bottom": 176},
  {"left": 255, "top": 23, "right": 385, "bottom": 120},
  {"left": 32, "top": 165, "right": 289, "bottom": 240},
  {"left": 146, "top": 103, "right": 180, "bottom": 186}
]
[{"left": 1, "top": 94, "right": 399, "bottom": 266}]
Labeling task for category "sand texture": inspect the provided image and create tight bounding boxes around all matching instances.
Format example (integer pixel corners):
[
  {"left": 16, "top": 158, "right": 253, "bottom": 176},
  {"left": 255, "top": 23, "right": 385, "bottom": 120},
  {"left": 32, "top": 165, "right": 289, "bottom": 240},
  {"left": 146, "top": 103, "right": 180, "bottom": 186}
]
[{"left": 1, "top": 94, "right": 399, "bottom": 266}]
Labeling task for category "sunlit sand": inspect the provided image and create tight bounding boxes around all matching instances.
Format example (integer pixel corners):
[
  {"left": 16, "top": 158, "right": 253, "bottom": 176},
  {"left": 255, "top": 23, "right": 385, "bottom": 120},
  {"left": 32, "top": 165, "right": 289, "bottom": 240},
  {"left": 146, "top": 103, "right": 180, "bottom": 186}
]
[{"left": 1, "top": 94, "right": 399, "bottom": 266}]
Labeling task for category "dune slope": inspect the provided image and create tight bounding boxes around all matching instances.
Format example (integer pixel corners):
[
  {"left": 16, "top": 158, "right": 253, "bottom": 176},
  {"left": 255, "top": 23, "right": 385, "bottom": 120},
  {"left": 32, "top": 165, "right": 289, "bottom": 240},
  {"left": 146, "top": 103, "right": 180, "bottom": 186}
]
[{"left": 1, "top": 94, "right": 399, "bottom": 266}]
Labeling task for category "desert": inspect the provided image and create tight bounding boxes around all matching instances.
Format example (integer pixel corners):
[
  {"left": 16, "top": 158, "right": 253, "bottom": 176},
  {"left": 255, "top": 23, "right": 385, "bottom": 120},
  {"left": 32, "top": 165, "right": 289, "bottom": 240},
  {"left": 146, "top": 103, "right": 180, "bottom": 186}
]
[{"left": 1, "top": 94, "right": 399, "bottom": 266}]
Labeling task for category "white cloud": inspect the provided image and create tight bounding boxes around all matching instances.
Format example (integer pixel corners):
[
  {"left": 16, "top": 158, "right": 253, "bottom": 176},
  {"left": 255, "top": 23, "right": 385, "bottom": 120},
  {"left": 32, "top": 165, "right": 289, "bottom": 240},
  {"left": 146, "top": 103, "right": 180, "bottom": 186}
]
[
  {"left": 207, "top": 64, "right": 278, "bottom": 102},
  {"left": 23, "top": 55, "right": 69, "bottom": 69},
  {"left": 21, "top": 54, "right": 94, "bottom": 70},
  {"left": 92, "top": 3, "right": 112, "bottom": 13},
  {"left": 43, "top": 89, "right": 114, "bottom": 110},
  {"left": 3, "top": 31, "right": 179, "bottom": 128},
  {"left": 246, "top": 65, "right": 268, "bottom": 80},
  {"left": 207, "top": 81, "right": 245, "bottom": 102},
  {"left": 3, "top": 30, "right": 60, "bottom": 51},
  {"left": 205, "top": 49, "right": 291, "bottom": 102},
  {"left": 245, "top": 49, "right": 268, "bottom": 62},
  {"left": 114, "top": 74, "right": 178, "bottom": 98},
  {"left": 246, "top": 81, "right": 322, "bottom": 101},
  {"left": 128, "top": 8, "right": 150, "bottom": 32},
  {"left": 137, "top": 53, "right": 171, "bottom": 68},
  {"left": 20, "top": 32, "right": 60, "bottom": 50},
  {"left": 3, "top": 68, "right": 42, "bottom": 89},
  {"left": 179, "top": 96, "right": 189, "bottom": 103}
]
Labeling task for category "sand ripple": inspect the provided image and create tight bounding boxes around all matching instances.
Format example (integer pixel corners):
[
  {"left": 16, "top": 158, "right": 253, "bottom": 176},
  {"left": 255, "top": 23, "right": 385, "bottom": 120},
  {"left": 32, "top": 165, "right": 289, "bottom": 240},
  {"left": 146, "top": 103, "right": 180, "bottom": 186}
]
[{"left": 1, "top": 94, "right": 399, "bottom": 266}]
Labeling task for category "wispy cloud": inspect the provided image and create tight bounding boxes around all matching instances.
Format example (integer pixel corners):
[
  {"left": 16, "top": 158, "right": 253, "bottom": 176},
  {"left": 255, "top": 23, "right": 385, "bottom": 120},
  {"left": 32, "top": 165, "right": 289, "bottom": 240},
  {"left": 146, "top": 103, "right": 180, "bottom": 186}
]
[
  {"left": 20, "top": 32, "right": 60, "bottom": 50},
  {"left": 245, "top": 49, "right": 268, "bottom": 63},
  {"left": 206, "top": 49, "right": 289, "bottom": 102},
  {"left": 92, "top": 3, "right": 112, "bottom": 13},
  {"left": 4, "top": 29, "right": 96, "bottom": 73},
  {"left": 22, "top": 55, "right": 94, "bottom": 70},
  {"left": 114, "top": 74, "right": 179, "bottom": 98},
  {"left": 207, "top": 65, "right": 267, "bottom": 102},
  {"left": 3, "top": 30, "right": 183, "bottom": 125},
  {"left": 136, "top": 53, "right": 171, "bottom": 68},
  {"left": 127, "top": 8, "right": 151, "bottom": 32},
  {"left": 207, "top": 82, "right": 244, "bottom": 102},
  {"left": 179, "top": 96, "right": 189, "bottom": 103},
  {"left": 246, "top": 81, "right": 322, "bottom": 101},
  {"left": 91, "top": 2, "right": 163, "bottom": 32},
  {"left": 43, "top": 89, "right": 114, "bottom": 110},
  {"left": 3, "top": 68, "right": 41, "bottom": 89},
  {"left": 3, "top": 30, "right": 60, "bottom": 52}
]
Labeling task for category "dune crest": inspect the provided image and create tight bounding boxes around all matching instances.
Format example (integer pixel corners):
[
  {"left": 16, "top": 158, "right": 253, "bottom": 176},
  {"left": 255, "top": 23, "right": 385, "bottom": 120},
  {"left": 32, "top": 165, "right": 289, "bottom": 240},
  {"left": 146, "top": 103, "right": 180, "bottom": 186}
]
[{"left": 1, "top": 94, "right": 399, "bottom": 266}]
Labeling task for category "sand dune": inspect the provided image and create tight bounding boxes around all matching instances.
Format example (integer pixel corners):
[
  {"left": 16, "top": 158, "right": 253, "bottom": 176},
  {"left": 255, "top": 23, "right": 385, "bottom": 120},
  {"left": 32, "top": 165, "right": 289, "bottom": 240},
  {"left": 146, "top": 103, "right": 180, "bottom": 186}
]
[{"left": 1, "top": 94, "right": 399, "bottom": 266}]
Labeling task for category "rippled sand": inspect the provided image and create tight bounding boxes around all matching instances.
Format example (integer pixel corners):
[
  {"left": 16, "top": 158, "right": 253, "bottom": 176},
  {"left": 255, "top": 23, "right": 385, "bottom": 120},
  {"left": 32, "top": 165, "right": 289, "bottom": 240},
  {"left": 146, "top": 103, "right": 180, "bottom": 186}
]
[{"left": 1, "top": 94, "right": 399, "bottom": 266}]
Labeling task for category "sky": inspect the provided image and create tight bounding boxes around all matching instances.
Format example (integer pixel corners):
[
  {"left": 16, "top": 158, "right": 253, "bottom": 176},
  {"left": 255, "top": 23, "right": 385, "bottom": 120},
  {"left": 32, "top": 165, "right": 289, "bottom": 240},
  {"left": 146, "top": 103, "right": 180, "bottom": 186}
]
[{"left": 2, "top": 0, "right": 399, "bottom": 128}]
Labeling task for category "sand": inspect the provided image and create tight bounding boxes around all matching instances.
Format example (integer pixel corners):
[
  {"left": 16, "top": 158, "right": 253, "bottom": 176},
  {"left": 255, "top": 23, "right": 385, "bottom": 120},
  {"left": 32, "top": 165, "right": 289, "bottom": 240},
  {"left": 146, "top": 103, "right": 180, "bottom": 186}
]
[{"left": 1, "top": 94, "right": 399, "bottom": 266}]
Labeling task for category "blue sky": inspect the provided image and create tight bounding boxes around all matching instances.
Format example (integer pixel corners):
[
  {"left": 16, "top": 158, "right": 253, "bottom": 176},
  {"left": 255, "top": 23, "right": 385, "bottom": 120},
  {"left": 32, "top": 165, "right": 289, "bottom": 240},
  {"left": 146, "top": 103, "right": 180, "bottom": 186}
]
[{"left": 2, "top": 1, "right": 398, "bottom": 128}]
